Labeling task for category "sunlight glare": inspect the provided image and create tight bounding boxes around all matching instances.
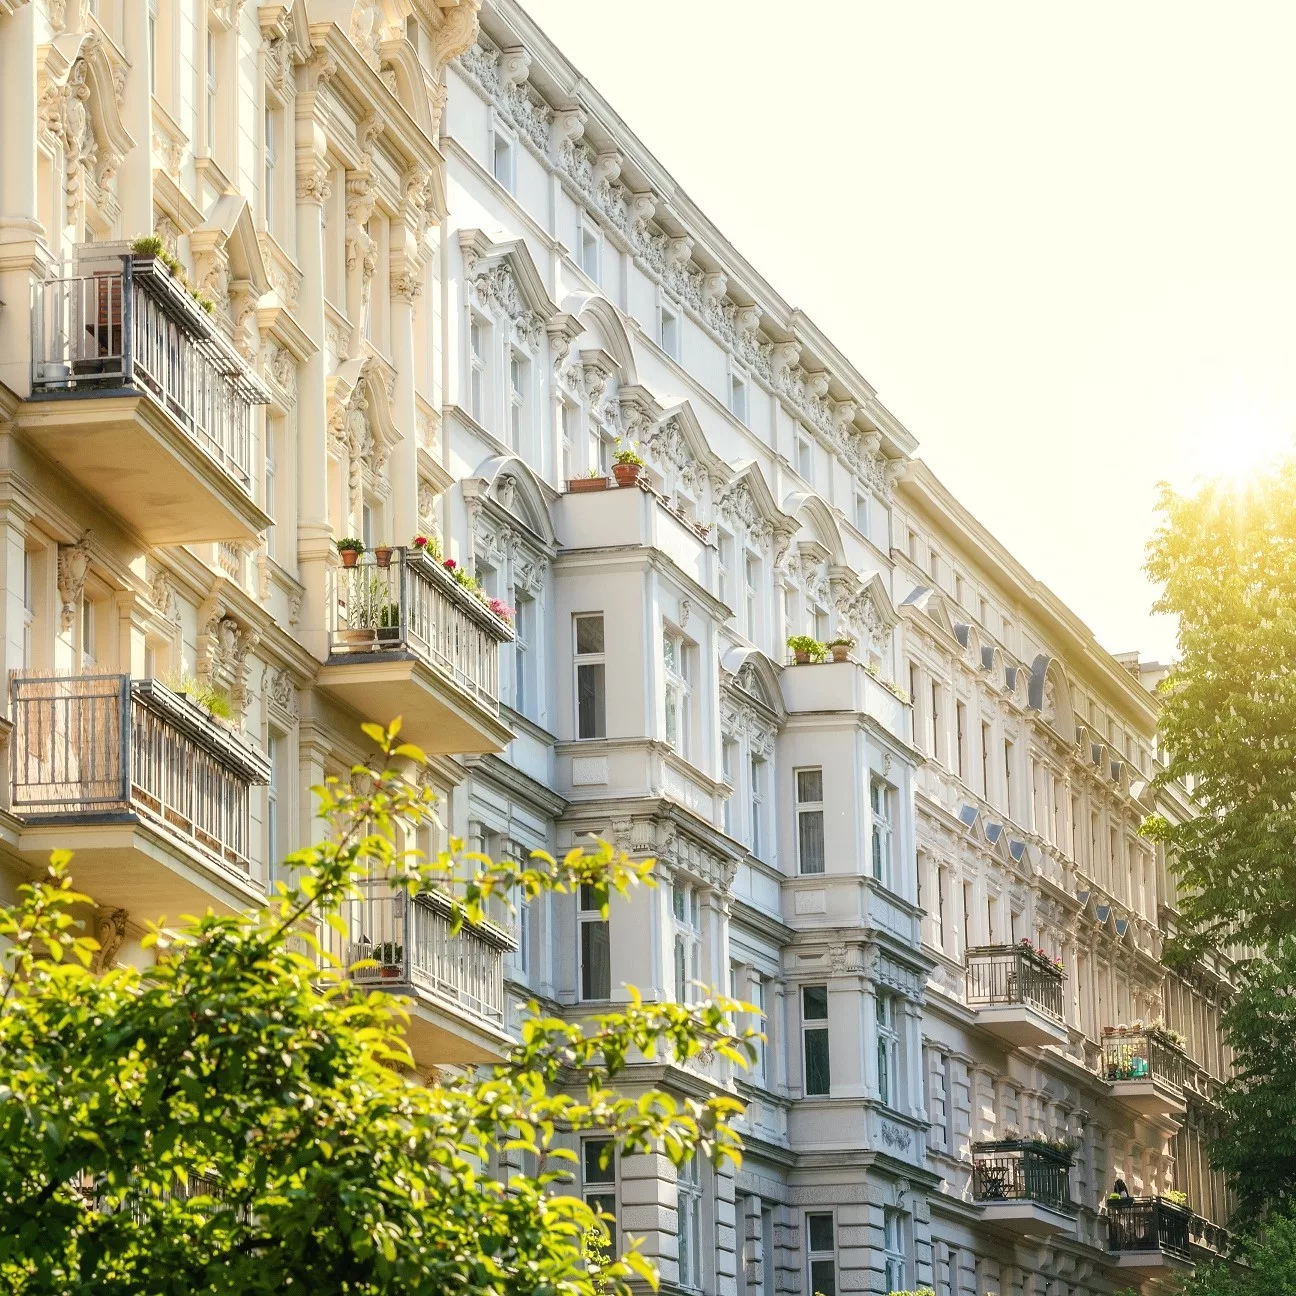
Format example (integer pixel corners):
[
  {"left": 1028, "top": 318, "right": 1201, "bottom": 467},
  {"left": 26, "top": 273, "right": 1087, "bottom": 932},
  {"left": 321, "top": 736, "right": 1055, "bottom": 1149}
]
[{"left": 1178, "top": 417, "right": 1296, "bottom": 491}]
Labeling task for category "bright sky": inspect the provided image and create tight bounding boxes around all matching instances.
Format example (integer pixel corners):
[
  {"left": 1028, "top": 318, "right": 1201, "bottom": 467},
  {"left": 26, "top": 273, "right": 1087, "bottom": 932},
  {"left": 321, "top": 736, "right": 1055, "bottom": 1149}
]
[{"left": 520, "top": 0, "right": 1296, "bottom": 662}]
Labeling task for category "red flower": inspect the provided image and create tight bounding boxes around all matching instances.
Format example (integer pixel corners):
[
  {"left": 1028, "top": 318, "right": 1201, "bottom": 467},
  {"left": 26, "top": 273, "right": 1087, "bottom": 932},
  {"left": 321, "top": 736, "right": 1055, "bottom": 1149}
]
[
  {"left": 412, "top": 535, "right": 429, "bottom": 548},
  {"left": 443, "top": 558, "right": 457, "bottom": 570}
]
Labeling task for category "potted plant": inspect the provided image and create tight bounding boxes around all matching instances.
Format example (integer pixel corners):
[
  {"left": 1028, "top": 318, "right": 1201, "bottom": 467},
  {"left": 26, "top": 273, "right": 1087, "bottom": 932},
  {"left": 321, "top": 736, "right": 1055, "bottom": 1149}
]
[
  {"left": 336, "top": 537, "right": 365, "bottom": 568},
  {"left": 372, "top": 543, "right": 394, "bottom": 569},
  {"left": 487, "top": 596, "right": 515, "bottom": 626},
  {"left": 568, "top": 468, "right": 610, "bottom": 493},
  {"left": 787, "top": 634, "right": 826, "bottom": 665},
  {"left": 612, "top": 440, "right": 645, "bottom": 487},
  {"left": 374, "top": 941, "right": 403, "bottom": 978},
  {"left": 826, "top": 635, "right": 855, "bottom": 663},
  {"left": 377, "top": 601, "right": 401, "bottom": 643}
]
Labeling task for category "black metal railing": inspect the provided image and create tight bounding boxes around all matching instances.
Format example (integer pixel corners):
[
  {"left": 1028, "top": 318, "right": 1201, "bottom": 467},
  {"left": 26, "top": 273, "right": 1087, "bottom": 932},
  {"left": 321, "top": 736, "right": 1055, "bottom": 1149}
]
[
  {"left": 328, "top": 550, "right": 512, "bottom": 709},
  {"left": 1103, "top": 1028, "right": 1191, "bottom": 1092},
  {"left": 971, "top": 1140, "right": 1074, "bottom": 1213},
  {"left": 10, "top": 674, "right": 271, "bottom": 874},
  {"left": 965, "top": 944, "right": 1065, "bottom": 1021},
  {"left": 324, "top": 881, "right": 513, "bottom": 1027},
  {"left": 1107, "top": 1197, "right": 1192, "bottom": 1256},
  {"left": 1189, "top": 1212, "right": 1231, "bottom": 1256},
  {"left": 31, "top": 249, "right": 266, "bottom": 491}
]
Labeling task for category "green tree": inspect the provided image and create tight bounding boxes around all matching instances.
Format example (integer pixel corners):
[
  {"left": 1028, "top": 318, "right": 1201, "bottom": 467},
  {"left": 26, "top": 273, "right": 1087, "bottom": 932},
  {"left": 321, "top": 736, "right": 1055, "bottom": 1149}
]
[
  {"left": 1145, "top": 465, "right": 1296, "bottom": 959},
  {"left": 0, "top": 721, "right": 756, "bottom": 1295},
  {"left": 1144, "top": 1206, "right": 1296, "bottom": 1296}
]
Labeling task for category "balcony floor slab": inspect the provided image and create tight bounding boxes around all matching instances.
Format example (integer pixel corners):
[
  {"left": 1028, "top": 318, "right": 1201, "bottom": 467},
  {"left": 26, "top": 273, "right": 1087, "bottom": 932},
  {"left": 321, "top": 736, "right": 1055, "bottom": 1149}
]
[
  {"left": 1109, "top": 1078, "right": 1188, "bottom": 1120},
  {"left": 979, "top": 1199, "right": 1078, "bottom": 1237},
  {"left": 15, "top": 817, "right": 264, "bottom": 920},
  {"left": 1110, "top": 1250, "right": 1194, "bottom": 1276},
  {"left": 318, "top": 654, "right": 513, "bottom": 757},
  {"left": 18, "top": 392, "right": 270, "bottom": 545},
  {"left": 973, "top": 1003, "right": 1070, "bottom": 1048},
  {"left": 349, "top": 974, "right": 514, "bottom": 1067}
]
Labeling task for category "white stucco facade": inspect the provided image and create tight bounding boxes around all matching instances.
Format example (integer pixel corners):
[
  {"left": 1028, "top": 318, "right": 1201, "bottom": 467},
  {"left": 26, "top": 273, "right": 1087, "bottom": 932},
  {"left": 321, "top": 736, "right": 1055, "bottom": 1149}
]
[{"left": 0, "top": 0, "right": 1233, "bottom": 1293}]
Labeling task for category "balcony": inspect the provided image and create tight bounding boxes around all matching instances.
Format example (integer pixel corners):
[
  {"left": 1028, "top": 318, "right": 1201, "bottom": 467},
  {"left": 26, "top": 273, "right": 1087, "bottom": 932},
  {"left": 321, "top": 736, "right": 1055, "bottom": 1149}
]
[
  {"left": 971, "top": 1139, "right": 1077, "bottom": 1236},
  {"left": 965, "top": 943, "right": 1069, "bottom": 1047},
  {"left": 317, "top": 550, "right": 514, "bottom": 757},
  {"left": 1106, "top": 1197, "right": 1194, "bottom": 1277},
  {"left": 1188, "top": 1213, "right": 1231, "bottom": 1259},
  {"left": 327, "top": 882, "right": 515, "bottom": 1066},
  {"left": 9, "top": 673, "right": 271, "bottom": 917},
  {"left": 23, "top": 248, "right": 271, "bottom": 544},
  {"left": 1103, "top": 1027, "right": 1191, "bottom": 1119}
]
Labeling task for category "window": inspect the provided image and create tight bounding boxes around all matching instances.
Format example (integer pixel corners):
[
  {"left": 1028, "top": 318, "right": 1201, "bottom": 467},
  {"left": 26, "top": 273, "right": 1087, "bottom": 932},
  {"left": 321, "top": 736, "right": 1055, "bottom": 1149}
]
[
  {"left": 937, "top": 865, "right": 948, "bottom": 950},
  {"left": 883, "top": 1210, "right": 907, "bottom": 1293},
  {"left": 796, "top": 768, "right": 825, "bottom": 875},
  {"left": 508, "top": 350, "right": 527, "bottom": 451},
  {"left": 492, "top": 127, "right": 515, "bottom": 192},
  {"left": 263, "top": 106, "right": 278, "bottom": 229},
  {"left": 870, "top": 780, "right": 893, "bottom": 886},
  {"left": 955, "top": 700, "right": 967, "bottom": 779},
  {"left": 744, "top": 552, "right": 759, "bottom": 639},
  {"left": 929, "top": 680, "right": 941, "bottom": 761},
  {"left": 749, "top": 754, "right": 766, "bottom": 858},
  {"left": 721, "top": 740, "right": 736, "bottom": 835},
  {"left": 802, "top": 984, "right": 830, "bottom": 1095},
  {"left": 729, "top": 371, "right": 748, "bottom": 424},
  {"left": 796, "top": 431, "right": 813, "bottom": 482},
  {"left": 876, "top": 991, "right": 899, "bottom": 1108},
  {"left": 678, "top": 1152, "right": 703, "bottom": 1290},
  {"left": 149, "top": 0, "right": 159, "bottom": 93},
  {"left": 1003, "top": 738, "right": 1014, "bottom": 813},
  {"left": 266, "top": 734, "right": 281, "bottom": 890},
  {"left": 469, "top": 317, "right": 487, "bottom": 422},
  {"left": 671, "top": 880, "right": 701, "bottom": 1004},
  {"left": 812, "top": 603, "right": 830, "bottom": 644},
  {"left": 854, "top": 490, "right": 870, "bottom": 536},
  {"left": 264, "top": 417, "right": 278, "bottom": 559},
  {"left": 578, "top": 883, "right": 611, "bottom": 1000},
  {"left": 206, "top": 30, "right": 218, "bottom": 151},
  {"left": 579, "top": 220, "right": 600, "bottom": 280},
  {"left": 517, "top": 893, "right": 531, "bottom": 976},
  {"left": 761, "top": 1207, "right": 775, "bottom": 1296},
  {"left": 560, "top": 401, "right": 577, "bottom": 480},
  {"left": 663, "top": 629, "right": 692, "bottom": 755},
  {"left": 22, "top": 550, "right": 33, "bottom": 669},
  {"left": 751, "top": 974, "right": 767, "bottom": 1084},
  {"left": 581, "top": 1138, "right": 617, "bottom": 1253},
  {"left": 717, "top": 529, "right": 735, "bottom": 609},
  {"left": 980, "top": 722, "right": 992, "bottom": 798},
  {"left": 574, "top": 614, "right": 606, "bottom": 739},
  {"left": 513, "top": 591, "right": 534, "bottom": 718},
  {"left": 80, "top": 597, "right": 95, "bottom": 668},
  {"left": 908, "top": 662, "right": 919, "bottom": 744},
  {"left": 660, "top": 303, "right": 680, "bottom": 359},
  {"left": 806, "top": 1212, "right": 836, "bottom": 1296}
]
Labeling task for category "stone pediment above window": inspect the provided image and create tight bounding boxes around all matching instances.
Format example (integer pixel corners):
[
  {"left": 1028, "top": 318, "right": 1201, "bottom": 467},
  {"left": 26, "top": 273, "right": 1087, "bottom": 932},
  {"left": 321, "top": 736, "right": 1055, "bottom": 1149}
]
[
  {"left": 633, "top": 398, "right": 729, "bottom": 502},
  {"left": 715, "top": 462, "right": 797, "bottom": 554},
  {"left": 832, "top": 571, "right": 898, "bottom": 661},
  {"left": 190, "top": 193, "right": 272, "bottom": 360},
  {"left": 327, "top": 356, "right": 400, "bottom": 517},
  {"left": 459, "top": 229, "right": 561, "bottom": 351}
]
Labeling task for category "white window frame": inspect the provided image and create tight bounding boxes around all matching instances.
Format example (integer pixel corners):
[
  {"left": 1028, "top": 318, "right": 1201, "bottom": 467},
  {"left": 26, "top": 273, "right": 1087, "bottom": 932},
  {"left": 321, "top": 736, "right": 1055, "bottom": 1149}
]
[
  {"left": 795, "top": 767, "right": 825, "bottom": 875},
  {"left": 579, "top": 215, "right": 601, "bottom": 281},
  {"left": 677, "top": 1152, "right": 703, "bottom": 1290},
  {"left": 468, "top": 314, "right": 488, "bottom": 424},
  {"left": 744, "top": 550, "right": 760, "bottom": 640},
  {"left": 264, "top": 415, "right": 278, "bottom": 559},
  {"left": 721, "top": 739, "right": 736, "bottom": 835},
  {"left": 796, "top": 429, "right": 813, "bottom": 483},
  {"left": 578, "top": 882, "right": 611, "bottom": 1001},
  {"left": 876, "top": 990, "right": 900, "bottom": 1108},
  {"left": 716, "top": 528, "right": 735, "bottom": 610},
  {"left": 729, "top": 368, "right": 749, "bottom": 424},
  {"left": 22, "top": 550, "right": 34, "bottom": 670},
  {"left": 801, "top": 984, "right": 830, "bottom": 1096},
  {"left": 751, "top": 973, "right": 767, "bottom": 1085},
  {"left": 749, "top": 753, "right": 766, "bottom": 859},
  {"left": 663, "top": 627, "right": 691, "bottom": 755},
  {"left": 205, "top": 26, "right": 219, "bottom": 152},
  {"left": 574, "top": 613, "right": 606, "bottom": 740},
  {"left": 508, "top": 348, "right": 528, "bottom": 452},
  {"left": 512, "top": 588, "right": 534, "bottom": 718},
  {"left": 671, "top": 879, "right": 701, "bottom": 1004},
  {"left": 854, "top": 489, "right": 870, "bottom": 536},
  {"left": 560, "top": 400, "right": 577, "bottom": 481},
  {"left": 80, "top": 596, "right": 95, "bottom": 668},
  {"left": 870, "top": 779, "right": 893, "bottom": 887},
  {"left": 491, "top": 121, "right": 516, "bottom": 193},
  {"left": 806, "top": 1211, "right": 836, "bottom": 1296},
  {"left": 659, "top": 300, "right": 680, "bottom": 359},
  {"left": 883, "top": 1208, "right": 907, "bottom": 1292}
]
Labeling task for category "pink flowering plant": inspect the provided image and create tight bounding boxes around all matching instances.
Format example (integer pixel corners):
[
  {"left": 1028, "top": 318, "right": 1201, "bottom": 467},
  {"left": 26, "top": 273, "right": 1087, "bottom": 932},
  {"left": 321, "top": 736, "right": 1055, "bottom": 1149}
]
[{"left": 488, "top": 597, "right": 515, "bottom": 624}]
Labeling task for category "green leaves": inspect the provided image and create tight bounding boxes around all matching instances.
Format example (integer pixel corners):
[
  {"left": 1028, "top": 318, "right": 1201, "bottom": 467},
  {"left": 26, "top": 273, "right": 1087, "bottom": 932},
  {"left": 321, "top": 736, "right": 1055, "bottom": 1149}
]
[{"left": 0, "top": 720, "right": 756, "bottom": 1296}]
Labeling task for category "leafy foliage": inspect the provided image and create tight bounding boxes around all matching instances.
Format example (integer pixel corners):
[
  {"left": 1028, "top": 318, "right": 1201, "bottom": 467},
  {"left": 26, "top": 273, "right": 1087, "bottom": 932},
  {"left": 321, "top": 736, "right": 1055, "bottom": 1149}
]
[
  {"left": 1144, "top": 466, "right": 1296, "bottom": 958},
  {"left": 1159, "top": 1206, "right": 1296, "bottom": 1296},
  {"left": 0, "top": 720, "right": 757, "bottom": 1295}
]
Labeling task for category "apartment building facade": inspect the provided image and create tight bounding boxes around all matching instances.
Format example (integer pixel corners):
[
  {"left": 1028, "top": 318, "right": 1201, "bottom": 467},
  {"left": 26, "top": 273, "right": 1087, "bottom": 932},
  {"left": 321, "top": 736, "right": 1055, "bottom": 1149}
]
[{"left": 0, "top": 0, "right": 1232, "bottom": 1293}]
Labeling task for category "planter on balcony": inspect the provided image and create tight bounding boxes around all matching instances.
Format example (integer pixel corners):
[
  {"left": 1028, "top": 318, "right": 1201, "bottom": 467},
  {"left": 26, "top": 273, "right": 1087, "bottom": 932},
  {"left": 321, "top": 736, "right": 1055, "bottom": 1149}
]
[
  {"left": 965, "top": 944, "right": 1068, "bottom": 1048},
  {"left": 1107, "top": 1196, "right": 1194, "bottom": 1275},
  {"left": 1103, "top": 1027, "right": 1192, "bottom": 1118},
  {"left": 568, "top": 475, "right": 609, "bottom": 492},
  {"left": 971, "top": 1139, "right": 1077, "bottom": 1236}
]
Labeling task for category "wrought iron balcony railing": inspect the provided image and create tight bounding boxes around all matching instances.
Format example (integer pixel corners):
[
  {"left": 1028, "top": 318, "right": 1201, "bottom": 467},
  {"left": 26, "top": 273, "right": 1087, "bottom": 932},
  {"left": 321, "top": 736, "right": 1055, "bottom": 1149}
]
[
  {"left": 327, "top": 549, "right": 512, "bottom": 709},
  {"left": 971, "top": 1139, "right": 1075, "bottom": 1214},
  {"left": 10, "top": 673, "right": 271, "bottom": 875},
  {"left": 1189, "top": 1212, "right": 1231, "bottom": 1256},
  {"left": 1107, "top": 1196, "right": 1192, "bottom": 1256},
  {"left": 328, "top": 882, "right": 513, "bottom": 1028},
  {"left": 30, "top": 249, "right": 266, "bottom": 492},
  {"left": 1102, "top": 1028, "right": 1191, "bottom": 1092},
  {"left": 965, "top": 943, "right": 1065, "bottom": 1021}
]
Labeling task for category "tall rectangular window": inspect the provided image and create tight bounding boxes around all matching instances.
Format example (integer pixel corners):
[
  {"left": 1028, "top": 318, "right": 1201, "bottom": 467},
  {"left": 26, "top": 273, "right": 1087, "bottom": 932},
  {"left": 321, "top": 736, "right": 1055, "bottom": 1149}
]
[
  {"left": 937, "top": 866, "right": 948, "bottom": 950},
  {"left": 149, "top": 0, "right": 159, "bottom": 93},
  {"left": 677, "top": 1152, "right": 702, "bottom": 1290},
  {"left": 263, "top": 105, "right": 277, "bottom": 229},
  {"left": 751, "top": 974, "right": 767, "bottom": 1084},
  {"left": 582, "top": 1138, "right": 617, "bottom": 1253},
  {"left": 508, "top": 350, "right": 528, "bottom": 451},
  {"left": 956, "top": 700, "right": 967, "bottom": 779},
  {"left": 870, "top": 780, "right": 893, "bottom": 886},
  {"left": 513, "top": 591, "right": 534, "bottom": 718},
  {"left": 580, "top": 222, "right": 601, "bottom": 280},
  {"left": 264, "top": 417, "right": 278, "bottom": 559},
  {"left": 492, "top": 129, "right": 515, "bottom": 192},
  {"left": 578, "top": 883, "right": 611, "bottom": 1000},
  {"left": 721, "top": 739, "right": 736, "bottom": 835},
  {"left": 802, "top": 984, "right": 830, "bottom": 1095},
  {"left": 796, "top": 431, "right": 813, "bottom": 482},
  {"left": 574, "top": 614, "right": 606, "bottom": 739},
  {"left": 206, "top": 30, "right": 218, "bottom": 151},
  {"left": 560, "top": 401, "right": 577, "bottom": 480},
  {"left": 744, "top": 552, "right": 759, "bottom": 639},
  {"left": 1003, "top": 738, "right": 1014, "bottom": 814},
  {"left": 980, "top": 722, "right": 992, "bottom": 798},
  {"left": 469, "top": 318, "right": 487, "bottom": 422},
  {"left": 729, "top": 372, "right": 748, "bottom": 424},
  {"left": 671, "top": 881, "right": 700, "bottom": 1004},
  {"left": 22, "top": 550, "right": 33, "bottom": 670},
  {"left": 883, "top": 1209, "right": 907, "bottom": 1292},
  {"left": 854, "top": 490, "right": 870, "bottom": 536},
  {"left": 266, "top": 734, "right": 281, "bottom": 889},
  {"left": 876, "top": 991, "right": 899, "bottom": 1109},
  {"left": 806, "top": 1212, "right": 836, "bottom": 1296},
  {"left": 80, "top": 597, "right": 95, "bottom": 668},
  {"left": 761, "top": 1208, "right": 775, "bottom": 1296},
  {"left": 749, "top": 755, "right": 766, "bottom": 858},
  {"left": 663, "top": 629, "right": 691, "bottom": 755},
  {"left": 929, "top": 680, "right": 941, "bottom": 761},
  {"left": 660, "top": 303, "right": 680, "bottom": 359},
  {"left": 717, "top": 529, "right": 734, "bottom": 609},
  {"left": 796, "top": 768, "right": 825, "bottom": 875}
]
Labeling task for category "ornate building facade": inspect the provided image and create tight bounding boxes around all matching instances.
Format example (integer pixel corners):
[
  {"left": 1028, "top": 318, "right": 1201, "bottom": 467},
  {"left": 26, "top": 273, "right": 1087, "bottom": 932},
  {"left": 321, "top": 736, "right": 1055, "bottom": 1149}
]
[{"left": 0, "top": 0, "right": 1231, "bottom": 1292}]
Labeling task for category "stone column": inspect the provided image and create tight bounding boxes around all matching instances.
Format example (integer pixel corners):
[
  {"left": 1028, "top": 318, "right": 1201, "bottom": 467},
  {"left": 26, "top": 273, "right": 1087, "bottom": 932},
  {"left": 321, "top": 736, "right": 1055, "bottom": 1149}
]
[{"left": 388, "top": 240, "right": 421, "bottom": 547}]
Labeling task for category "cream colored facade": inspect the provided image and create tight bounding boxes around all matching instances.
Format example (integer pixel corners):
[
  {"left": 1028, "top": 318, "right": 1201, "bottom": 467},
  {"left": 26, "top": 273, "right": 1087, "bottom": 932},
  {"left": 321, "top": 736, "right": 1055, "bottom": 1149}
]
[{"left": 0, "top": 0, "right": 1231, "bottom": 1293}]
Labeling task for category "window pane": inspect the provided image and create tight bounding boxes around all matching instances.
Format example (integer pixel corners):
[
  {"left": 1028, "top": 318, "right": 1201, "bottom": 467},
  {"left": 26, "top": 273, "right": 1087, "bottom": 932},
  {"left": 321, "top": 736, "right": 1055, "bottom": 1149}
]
[
  {"left": 804, "top": 1027, "right": 830, "bottom": 1095},
  {"left": 796, "top": 768, "right": 823, "bottom": 803},
  {"left": 581, "top": 920, "right": 611, "bottom": 999},
  {"left": 871, "top": 826, "right": 884, "bottom": 880},
  {"left": 807, "top": 1213, "right": 835, "bottom": 1253},
  {"left": 577, "top": 662, "right": 606, "bottom": 739},
  {"left": 810, "top": 1258, "right": 836, "bottom": 1296},
  {"left": 798, "top": 809, "right": 825, "bottom": 875},
  {"left": 802, "top": 984, "right": 828, "bottom": 1020},
  {"left": 586, "top": 1190, "right": 617, "bottom": 1254},
  {"left": 584, "top": 1139, "right": 616, "bottom": 1185},
  {"left": 576, "top": 615, "right": 605, "bottom": 654}
]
